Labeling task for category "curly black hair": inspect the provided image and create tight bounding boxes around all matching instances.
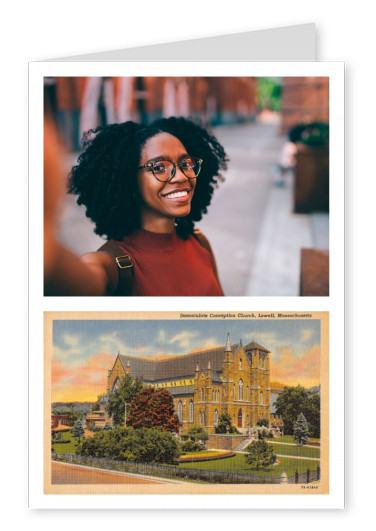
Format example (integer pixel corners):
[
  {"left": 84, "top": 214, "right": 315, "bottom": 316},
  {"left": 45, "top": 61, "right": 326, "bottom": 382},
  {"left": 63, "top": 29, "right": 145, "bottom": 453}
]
[{"left": 68, "top": 116, "right": 228, "bottom": 240}]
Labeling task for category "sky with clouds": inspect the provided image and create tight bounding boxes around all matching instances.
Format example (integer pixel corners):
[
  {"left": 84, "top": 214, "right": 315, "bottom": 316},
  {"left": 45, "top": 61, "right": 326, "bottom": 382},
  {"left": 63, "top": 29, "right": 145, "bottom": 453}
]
[{"left": 52, "top": 318, "right": 321, "bottom": 402}]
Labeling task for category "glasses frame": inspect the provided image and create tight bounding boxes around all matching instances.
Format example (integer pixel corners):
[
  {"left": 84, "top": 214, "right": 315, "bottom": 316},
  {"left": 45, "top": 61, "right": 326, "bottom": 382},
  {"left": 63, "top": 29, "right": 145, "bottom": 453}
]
[{"left": 138, "top": 156, "right": 203, "bottom": 182}]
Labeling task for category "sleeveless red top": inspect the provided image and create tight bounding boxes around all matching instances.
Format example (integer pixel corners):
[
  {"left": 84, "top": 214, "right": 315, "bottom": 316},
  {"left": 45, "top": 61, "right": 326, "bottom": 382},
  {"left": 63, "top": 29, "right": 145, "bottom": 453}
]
[{"left": 114, "top": 229, "right": 222, "bottom": 296}]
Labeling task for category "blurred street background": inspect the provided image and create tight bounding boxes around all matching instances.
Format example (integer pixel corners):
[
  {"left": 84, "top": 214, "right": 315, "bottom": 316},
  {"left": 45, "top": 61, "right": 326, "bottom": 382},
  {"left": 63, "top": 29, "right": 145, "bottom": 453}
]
[{"left": 45, "top": 76, "right": 329, "bottom": 296}]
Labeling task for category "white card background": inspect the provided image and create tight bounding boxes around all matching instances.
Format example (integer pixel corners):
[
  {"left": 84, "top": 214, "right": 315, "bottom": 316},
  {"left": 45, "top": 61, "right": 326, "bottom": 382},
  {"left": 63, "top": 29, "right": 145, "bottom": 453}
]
[{"left": 4, "top": 0, "right": 371, "bottom": 526}]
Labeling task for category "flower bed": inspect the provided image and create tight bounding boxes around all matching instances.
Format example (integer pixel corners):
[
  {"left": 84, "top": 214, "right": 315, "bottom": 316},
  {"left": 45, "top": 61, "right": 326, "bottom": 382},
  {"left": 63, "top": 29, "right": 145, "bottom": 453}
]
[
  {"left": 308, "top": 441, "right": 320, "bottom": 446},
  {"left": 177, "top": 451, "right": 235, "bottom": 463}
]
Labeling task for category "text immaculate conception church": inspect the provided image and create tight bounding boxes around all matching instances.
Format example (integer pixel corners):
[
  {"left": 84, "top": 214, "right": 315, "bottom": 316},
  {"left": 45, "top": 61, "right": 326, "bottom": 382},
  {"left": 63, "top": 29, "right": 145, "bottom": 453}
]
[{"left": 107, "top": 333, "right": 271, "bottom": 434}]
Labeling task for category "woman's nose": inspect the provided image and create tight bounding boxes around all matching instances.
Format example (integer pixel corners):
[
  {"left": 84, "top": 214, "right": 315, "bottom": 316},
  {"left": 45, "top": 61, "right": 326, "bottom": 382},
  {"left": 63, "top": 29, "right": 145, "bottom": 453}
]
[{"left": 169, "top": 165, "right": 188, "bottom": 183}]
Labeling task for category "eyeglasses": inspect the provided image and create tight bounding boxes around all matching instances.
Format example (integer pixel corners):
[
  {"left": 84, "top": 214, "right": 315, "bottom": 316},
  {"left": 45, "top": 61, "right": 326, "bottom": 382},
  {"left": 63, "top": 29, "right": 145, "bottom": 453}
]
[{"left": 138, "top": 156, "right": 203, "bottom": 182}]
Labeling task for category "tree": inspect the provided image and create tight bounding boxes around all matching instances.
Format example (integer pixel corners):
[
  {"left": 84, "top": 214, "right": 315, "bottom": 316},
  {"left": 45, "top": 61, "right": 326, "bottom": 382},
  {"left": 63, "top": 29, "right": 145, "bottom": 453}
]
[
  {"left": 303, "top": 393, "right": 321, "bottom": 439},
  {"left": 256, "top": 418, "right": 269, "bottom": 428},
  {"left": 72, "top": 419, "right": 85, "bottom": 442},
  {"left": 274, "top": 385, "right": 320, "bottom": 437},
  {"left": 127, "top": 388, "right": 181, "bottom": 433},
  {"left": 105, "top": 374, "right": 144, "bottom": 427},
  {"left": 215, "top": 412, "right": 239, "bottom": 434},
  {"left": 245, "top": 440, "right": 276, "bottom": 470},
  {"left": 293, "top": 413, "right": 309, "bottom": 446}
]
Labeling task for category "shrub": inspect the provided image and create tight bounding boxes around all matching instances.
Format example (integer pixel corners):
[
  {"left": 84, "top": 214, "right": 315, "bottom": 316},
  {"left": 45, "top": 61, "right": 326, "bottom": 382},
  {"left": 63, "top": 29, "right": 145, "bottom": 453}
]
[
  {"left": 215, "top": 413, "right": 239, "bottom": 434},
  {"left": 245, "top": 440, "right": 277, "bottom": 470},
  {"left": 256, "top": 418, "right": 269, "bottom": 428},
  {"left": 186, "top": 426, "right": 209, "bottom": 444},
  {"left": 78, "top": 426, "right": 180, "bottom": 464},
  {"left": 180, "top": 440, "right": 203, "bottom": 452}
]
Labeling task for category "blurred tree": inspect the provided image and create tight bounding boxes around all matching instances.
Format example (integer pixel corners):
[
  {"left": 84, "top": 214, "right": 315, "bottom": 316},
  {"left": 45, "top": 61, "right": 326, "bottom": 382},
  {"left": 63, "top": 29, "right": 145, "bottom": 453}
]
[{"left": 257, "top": 77, "right": 282, "bottom": 112}]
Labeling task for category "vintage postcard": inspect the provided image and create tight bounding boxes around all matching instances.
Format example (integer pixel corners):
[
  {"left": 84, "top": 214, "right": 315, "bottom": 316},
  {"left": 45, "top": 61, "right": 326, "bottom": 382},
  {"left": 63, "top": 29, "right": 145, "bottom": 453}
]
[{"left": 42, "top": 311, "right": 329, "bottom": 503}]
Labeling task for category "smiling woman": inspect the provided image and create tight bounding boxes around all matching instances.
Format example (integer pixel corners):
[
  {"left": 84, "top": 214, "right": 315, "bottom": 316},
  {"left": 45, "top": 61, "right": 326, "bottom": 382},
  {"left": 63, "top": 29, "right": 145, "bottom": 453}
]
[{"left": 44, "top": 117, "right": 228, "bottom": 296}]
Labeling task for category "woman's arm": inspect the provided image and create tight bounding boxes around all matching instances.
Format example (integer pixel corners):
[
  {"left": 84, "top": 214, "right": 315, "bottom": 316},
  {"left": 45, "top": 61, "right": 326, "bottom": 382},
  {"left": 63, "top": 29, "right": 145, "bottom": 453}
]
[
  {"left": 44, "top": 231, "right": 118, "bottom": 295},
  {"left": 44, "top": 117, "right": 118, "bottom": 296}
]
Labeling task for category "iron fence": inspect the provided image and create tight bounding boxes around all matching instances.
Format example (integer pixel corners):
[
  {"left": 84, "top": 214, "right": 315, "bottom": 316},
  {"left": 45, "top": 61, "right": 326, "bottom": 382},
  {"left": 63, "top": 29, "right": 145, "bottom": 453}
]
[{"left": 52, "top": 453, "right": 320, "bottom": 485}]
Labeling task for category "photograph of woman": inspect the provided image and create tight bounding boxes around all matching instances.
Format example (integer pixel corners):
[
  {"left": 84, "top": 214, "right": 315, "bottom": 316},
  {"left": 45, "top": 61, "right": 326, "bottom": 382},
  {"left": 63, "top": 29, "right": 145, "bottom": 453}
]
[{"left": 44, "top": 75, "right": 330, "bottom": 297}]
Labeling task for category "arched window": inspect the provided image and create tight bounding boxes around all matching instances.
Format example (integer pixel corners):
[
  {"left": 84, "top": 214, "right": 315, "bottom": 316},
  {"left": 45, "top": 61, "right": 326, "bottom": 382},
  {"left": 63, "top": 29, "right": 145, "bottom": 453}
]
[
  {"left": 233, "top": 384, "right": 236, "bottom": 399},
  {"left": 178, "top": 400, "right": 183, "bottom": 421},
  {"left": 260, "top": 391, "right": 263, "bottom": 405},
  {"left": 246, "top": 386, "right": 249, "bottom": 401},
  {"left": 246, "top": 414, "right": 249, "bottom": 426},
  {"left": 202, "top": 411, "right": 205, "bottom": 425},
  {"left": 214, "top": 409, "right": 219, "bottom": 427},
  {"left": 199, "top": 411, "right": 202, "bottom": 425},
  {"left": 112, "top": 377, "right": 120, "bottom": 393},
  {"left": 238, "top": 379, "right": 244, "bottom": 400},
  {"left": 201, "top": 388, "right": 204, "bottom": 401},
  {"left": 189, "top": 400, "right": 194, "bottom": 422},
  {"left": 239, "top": 358, "right": 242, "bottom": 370}
]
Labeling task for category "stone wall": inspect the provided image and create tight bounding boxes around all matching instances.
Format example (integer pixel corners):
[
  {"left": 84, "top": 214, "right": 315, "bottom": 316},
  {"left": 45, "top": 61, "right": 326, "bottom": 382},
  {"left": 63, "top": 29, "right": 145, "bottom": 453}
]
[{"left": 208, "top": 434, "right": 249, "bottom": 450}]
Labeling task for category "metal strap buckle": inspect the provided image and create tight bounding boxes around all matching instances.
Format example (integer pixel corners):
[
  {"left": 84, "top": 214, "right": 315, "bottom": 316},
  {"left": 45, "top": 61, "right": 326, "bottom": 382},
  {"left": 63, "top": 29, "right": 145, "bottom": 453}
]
[{"left": 115, "top": 255, "right": 133, "bottom": 269}]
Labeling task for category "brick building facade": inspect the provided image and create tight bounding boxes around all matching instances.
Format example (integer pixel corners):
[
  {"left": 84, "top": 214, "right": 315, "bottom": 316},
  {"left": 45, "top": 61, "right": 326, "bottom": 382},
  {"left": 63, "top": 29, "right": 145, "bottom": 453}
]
[
  {"left": 280, "top": 77, "right": 330, "bottom": 135},
  {"left": 107, "top": 334, "right": 271, "bottom": 434}
]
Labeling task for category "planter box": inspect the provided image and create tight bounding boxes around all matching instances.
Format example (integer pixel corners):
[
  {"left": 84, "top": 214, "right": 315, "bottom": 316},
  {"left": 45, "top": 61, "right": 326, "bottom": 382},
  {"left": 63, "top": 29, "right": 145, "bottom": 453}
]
[
  {"left": 294, "top": 143, "right": 329, "bottom": 213},
  {"left": 300, "top": 248, "right": 329, "bottom": 296}
]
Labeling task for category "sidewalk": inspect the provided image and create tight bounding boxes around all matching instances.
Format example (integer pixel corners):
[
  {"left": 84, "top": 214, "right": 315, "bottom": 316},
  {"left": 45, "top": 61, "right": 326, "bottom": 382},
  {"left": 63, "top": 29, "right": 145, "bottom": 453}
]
[
  {"left": 245, "top": 174, "right": 328, "bottom": 296},
  {"left": 199, "top": 121, "right": 328, "bottom": 296}
]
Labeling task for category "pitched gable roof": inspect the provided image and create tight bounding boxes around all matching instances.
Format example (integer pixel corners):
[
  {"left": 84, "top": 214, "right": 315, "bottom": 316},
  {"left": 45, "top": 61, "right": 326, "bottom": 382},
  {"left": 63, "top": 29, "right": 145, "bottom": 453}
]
[
  {"left": 244, "top": 341, "right": 270, "bottom": 353},
  {"left": 117, "top": 340, "right": 269, "bottom": 383}
]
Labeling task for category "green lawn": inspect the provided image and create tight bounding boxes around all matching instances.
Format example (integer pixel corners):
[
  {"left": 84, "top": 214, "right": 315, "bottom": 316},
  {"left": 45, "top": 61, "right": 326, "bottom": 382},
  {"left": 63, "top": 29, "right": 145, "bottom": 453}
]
[
  {"left": 266, "top": 442, "right": 320, "bottom": 459},
  {"left": 51, "top": 430, "right": 80, "bottom": 455},
  {"left": 267, "top": 435, "right": 320, "bottom": 445},
  {"left": 176, "top": 453, "right": 319, "bottom": 478}
]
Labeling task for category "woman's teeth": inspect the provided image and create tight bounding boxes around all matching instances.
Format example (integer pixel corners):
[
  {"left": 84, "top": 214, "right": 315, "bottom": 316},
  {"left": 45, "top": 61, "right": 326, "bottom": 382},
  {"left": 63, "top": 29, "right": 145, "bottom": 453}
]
[{"left": 164, "top": 191, "right": 188, "bottom": 199}]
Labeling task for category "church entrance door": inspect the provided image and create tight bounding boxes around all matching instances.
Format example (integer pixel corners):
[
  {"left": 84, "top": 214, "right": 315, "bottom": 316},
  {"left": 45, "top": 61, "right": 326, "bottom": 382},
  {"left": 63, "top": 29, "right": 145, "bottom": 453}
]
[{"left": 237, "top": 409, "right": 243, "bottom": 428}]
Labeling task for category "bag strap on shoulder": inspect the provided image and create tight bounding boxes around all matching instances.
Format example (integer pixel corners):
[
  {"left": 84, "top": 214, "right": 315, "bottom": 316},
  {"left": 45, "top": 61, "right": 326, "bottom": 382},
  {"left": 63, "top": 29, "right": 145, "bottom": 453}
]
[
  {"left": 97, "top": 241, "right": 133, "bottom": 296},
  {"left": 193, "top": 229, "right": 223, "bottom": 294}
]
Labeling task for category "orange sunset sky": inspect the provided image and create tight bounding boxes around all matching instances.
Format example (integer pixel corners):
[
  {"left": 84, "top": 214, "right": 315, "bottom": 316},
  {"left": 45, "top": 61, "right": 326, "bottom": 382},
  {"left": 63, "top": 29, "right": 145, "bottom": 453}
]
[{"left": 52, "top": 318, "right": 321, "bottom": 402}]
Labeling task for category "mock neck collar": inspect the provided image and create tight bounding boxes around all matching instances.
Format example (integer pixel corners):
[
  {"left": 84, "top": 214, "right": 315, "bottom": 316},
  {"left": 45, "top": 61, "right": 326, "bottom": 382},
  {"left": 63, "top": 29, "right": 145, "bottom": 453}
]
[{"left": 122, "top": 228, "right": 178, "bottom": 251}]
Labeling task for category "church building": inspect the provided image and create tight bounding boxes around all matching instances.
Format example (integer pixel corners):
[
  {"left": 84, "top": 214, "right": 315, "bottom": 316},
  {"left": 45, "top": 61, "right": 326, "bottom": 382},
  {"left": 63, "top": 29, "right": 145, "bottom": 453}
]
[{"left": 107, "top": 334, "right": 271, "bottom": 434}]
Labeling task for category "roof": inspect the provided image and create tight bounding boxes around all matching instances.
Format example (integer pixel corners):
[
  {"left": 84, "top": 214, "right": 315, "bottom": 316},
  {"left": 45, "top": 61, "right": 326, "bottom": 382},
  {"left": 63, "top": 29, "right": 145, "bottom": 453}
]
[
  {"left": 245, "top": 341, "right": 270, "bottom": 353},
  {"left": 117, "top": 341, "right": 269, "bottom": 383},
  {"left": 168, "top": 386, "right": 195, "bottom": 396},
  {"left": 51, "top": 424, "right": 70, "bottom": 432}
]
